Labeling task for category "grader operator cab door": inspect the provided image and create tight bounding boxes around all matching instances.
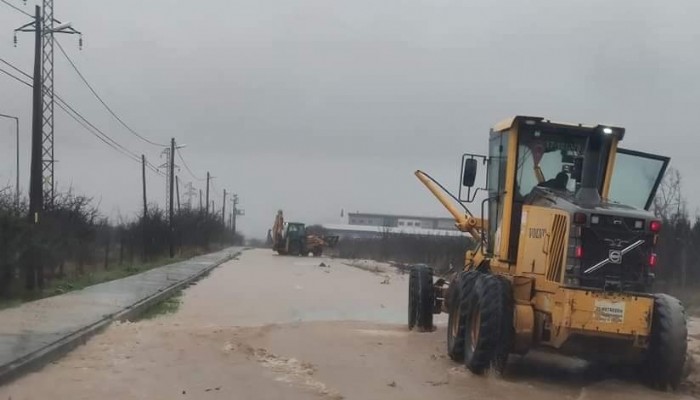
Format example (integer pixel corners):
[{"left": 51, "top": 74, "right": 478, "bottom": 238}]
[{"left": 607, "top": 148, "right": 669, "bottom": 211}]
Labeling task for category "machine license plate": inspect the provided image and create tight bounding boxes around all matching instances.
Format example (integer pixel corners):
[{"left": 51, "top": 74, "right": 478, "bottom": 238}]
[{"left": 594, "top": 300, "right": 626, "bottom": 323}]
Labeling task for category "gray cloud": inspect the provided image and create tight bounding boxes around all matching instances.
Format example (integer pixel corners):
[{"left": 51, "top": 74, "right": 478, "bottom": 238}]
[{"left": 1, "top": 0, "right": 699, "bottom": 238}]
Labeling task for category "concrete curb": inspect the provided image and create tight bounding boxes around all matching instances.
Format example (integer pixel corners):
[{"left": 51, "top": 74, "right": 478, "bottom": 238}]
[{"left": 0, "top": 248, "right": 241, "bottom": 386}]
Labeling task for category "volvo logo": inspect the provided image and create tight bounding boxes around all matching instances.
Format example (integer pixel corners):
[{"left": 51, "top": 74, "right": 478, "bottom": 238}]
[
  {"left": 609, "top": 250, "right": 623, "bottom": 264},
  {"left": 604, "top": 238, "right": 630, "bottom": 249}
]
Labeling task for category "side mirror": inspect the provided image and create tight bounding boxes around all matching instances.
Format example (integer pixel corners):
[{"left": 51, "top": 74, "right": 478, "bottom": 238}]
[{"left": 462, "top": 158, "right": 478, "bottom": 187}]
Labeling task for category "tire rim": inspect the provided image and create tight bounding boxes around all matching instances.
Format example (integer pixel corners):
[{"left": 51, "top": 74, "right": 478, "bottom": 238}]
[{"left": 470, "top": 310, "right": 480, "bottom": 351}]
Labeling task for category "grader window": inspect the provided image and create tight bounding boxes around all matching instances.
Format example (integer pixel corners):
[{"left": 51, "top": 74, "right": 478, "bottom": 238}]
[{"left": 515, "top": 128, "right": 586, "bottom": 199}]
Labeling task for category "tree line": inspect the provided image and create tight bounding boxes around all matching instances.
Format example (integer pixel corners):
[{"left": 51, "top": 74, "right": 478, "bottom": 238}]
[{"left": 0, "top": 187, "right": 241, "bottom": 299}]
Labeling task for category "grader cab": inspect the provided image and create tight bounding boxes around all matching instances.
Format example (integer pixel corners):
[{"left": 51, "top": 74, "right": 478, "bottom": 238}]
[{"left": 407, "top": 116, "right": 686, "bottom": 390}]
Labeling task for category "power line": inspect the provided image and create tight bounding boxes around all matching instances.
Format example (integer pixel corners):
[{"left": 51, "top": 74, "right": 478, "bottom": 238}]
[
  {"left": 0, "top": 57, "right": 32, "bottom": 79},
  {"left": 176, "top": 147, "right": 205, "bottom": 181},
  {"left": 0, "top": 0, "right": 32, "bottom": 17},
  {"left": 0, "top": 58, "right": 164, "bottom": 176},
  {"left": 55, "top": 39, "right": 167, "bottom": 147},
  {"left": 0, "top": 65, "right": 31, "bottom": 86}
]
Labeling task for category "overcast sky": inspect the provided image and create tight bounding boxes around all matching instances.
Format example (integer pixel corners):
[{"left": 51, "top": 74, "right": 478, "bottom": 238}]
[{"left": 1, "top": 0, "right": 699, "bottom": 239}]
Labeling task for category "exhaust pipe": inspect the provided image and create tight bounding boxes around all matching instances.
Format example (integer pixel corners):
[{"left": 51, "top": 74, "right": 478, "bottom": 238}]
[{"left": 575, "top": 130, "right": 606, "bottom": 205}]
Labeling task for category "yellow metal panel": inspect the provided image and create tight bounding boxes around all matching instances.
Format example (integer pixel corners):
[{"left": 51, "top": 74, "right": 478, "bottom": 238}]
[
  {"left": 513, "top": 304, "right": 534, "bottom": 354},
  {"left": 515, "top": 205, "right": 551, "bottom": 275},
  {"left": 497, "top": 129, "right": 518, "bottom": 261},
  {"left": 548, "top": 289, "right": 653, "bottom": 347},
  {"left": 602, "top": 138, "right": 618, "bottom": 199},
  {"left": 492, "top": 116, "right": 517, "bottom": 132}
]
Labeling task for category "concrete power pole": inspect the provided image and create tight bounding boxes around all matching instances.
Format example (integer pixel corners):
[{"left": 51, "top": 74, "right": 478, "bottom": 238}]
[
  {"left": 175, "top": 175, "right": 181, "bottom": 213},
  {"left": 168, "top": 138, "right": 175, "bottom": 258}
]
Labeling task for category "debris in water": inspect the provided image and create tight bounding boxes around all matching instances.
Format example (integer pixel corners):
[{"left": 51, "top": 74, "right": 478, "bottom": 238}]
[
  {"left": 387, "top": 381, "right": 397, "bottom": 388},
  {"left": 427, "top": 379, "right": 448, "bottom": 386},
  {"left": 380, "top": 276, "right": 390, "bottom": 285},
  {"left": 318, "top": 262, "right": 330, "bottom": 268}
]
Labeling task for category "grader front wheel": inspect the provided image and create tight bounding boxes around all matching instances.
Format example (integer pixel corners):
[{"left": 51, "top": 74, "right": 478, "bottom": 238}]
[{"left": 408, "top": 265, "right": 434, "bottom": 332}]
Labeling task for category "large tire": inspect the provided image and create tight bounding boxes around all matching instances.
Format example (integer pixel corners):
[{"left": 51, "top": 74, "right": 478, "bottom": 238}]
[
  {"left": 462, "top": 273, "right": 510, "bottom": 374},
  {"left": 642, "top": 294, "right": 687, "bottom": 391},
  {"left": 492, "top": 276, "right": 514, "bottom": 374},
  {"left": 447, "top": 270, "right": 479, "bottom": 361},
  {"left": 408, "top": 265, "right": 434, "bottom": 332}
]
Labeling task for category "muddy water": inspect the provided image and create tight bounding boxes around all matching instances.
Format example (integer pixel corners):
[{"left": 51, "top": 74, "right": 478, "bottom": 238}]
[{"left": 0, "top": 249, "right": 697, "bottom": 400}]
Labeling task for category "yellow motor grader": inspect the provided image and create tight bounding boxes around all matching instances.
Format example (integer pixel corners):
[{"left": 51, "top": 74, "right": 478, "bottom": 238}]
[{"left": 407, "top": 116, "right": 686, "bottom": 390}]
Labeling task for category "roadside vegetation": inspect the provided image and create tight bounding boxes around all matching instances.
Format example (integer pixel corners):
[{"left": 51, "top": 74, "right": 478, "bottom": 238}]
[{"left": 0, "top": 187, "right": 242, "bottom": 307}]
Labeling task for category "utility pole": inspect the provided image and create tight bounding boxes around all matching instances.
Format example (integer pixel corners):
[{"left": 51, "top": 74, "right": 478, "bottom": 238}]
[
  {"left": 160, "top": 147, "right": 171, "bottom": 212},
  {"left": 168, "top": 138, "right": 175, "bottom": 258},
  {"left": 141, "top": 154, "right": 148, "bottom": 261},
  {"left": 141, "top": 155, "right": 148, "bottom": 217},
  {"left": 15, "top": 2, "right": 82, "bottom": 207},
  {"left": 199, "top": 189, "right": 203, "bottom": 211},
  {"left": 13, "top": 6, "right": 43, "bottom": 290},
  {"left": 175, "top": 175, "right": 181, "bottom": 213},
  {"left": 222, "top": 189, "right": 227, "bottom": 223},
  {"left": 0, "top": 113, "right": 19, "bottom": 210},
  {"left": 231, "top": 194, "right": 243, "bottom": 241},
  {"left": 184, "top": 182, "right": 196, "bottom": 209},
  {"left": 205, "top": 171, "right": 210, "bottom": 214}
]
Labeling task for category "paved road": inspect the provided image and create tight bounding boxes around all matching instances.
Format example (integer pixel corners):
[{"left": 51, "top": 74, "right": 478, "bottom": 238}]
[
  {"left": 0, "top": 247, "right": 239, "bottom": 384},
  {"left": 0, "top": 249, "right": 697, "bottom": 399}
]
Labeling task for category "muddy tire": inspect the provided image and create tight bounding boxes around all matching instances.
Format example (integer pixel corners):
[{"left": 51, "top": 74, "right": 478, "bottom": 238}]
[
  {"left": 492, "top": 276, "right": 514, "bottom": 374},
  {"left": 462, "top": 273, "right": 509, "bottom": 374},
  {"left": 447, "top": 270, "right": 479, "bottom": 361},
  {"left": 642, "top": 294, "right": 687, "bottom": 391},
  {"left": 408, "top": 265, "right": 434, "bottom": 332}
]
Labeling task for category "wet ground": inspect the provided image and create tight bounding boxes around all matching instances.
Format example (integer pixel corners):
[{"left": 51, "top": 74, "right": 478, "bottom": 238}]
[{"left": 0, "top": 249, "right": 698, "bottom": 399}]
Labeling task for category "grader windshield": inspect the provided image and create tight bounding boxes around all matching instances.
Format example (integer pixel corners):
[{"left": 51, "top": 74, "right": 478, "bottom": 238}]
[{"left": 515, "top": 125, "right": 587, "bottom": 198}]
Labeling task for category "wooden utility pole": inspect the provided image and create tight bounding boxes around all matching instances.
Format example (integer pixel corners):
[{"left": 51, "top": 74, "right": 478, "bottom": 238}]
[
  {"left": 205, "top": 171, "right": 210, "bottom": 214},
  {"left": 222, "top": 189, "right": 227, "bottom": 223},
  {"left": 175, "top": 175, "right": 181, "bottom": 213},
  {"left": 141, "top": 155, "right": 148, "bottom": 217},
  {"left": 141, "top": 154, "right": 148, "bottom": 260}
]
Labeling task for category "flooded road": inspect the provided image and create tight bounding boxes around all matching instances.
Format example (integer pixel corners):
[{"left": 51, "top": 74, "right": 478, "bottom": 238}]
[{"left": 0, "top": 249, "right": 698, "bottom": 399}]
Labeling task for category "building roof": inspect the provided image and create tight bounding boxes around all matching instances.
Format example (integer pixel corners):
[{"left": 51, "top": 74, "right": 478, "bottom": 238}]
[
  {"left": 322, "top": 223, "right": 470, "bottom": 238},
  {"left": 347, "top": 212, "right": 455, "bottom": 221}
]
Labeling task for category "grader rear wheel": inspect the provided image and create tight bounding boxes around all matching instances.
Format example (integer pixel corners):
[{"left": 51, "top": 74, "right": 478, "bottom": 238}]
[
  {"left": 641, "top": 294, "right": 687, "bottom": 391},
  {"left": 447, "top": 270, "right": 479, "bottom": 361},
  {"left": 462, "top": 273, "right": 512, "bottom": 374}
]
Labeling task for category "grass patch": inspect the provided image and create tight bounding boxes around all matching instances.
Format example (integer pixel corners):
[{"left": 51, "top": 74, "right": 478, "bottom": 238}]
[
  {"left": 0, "top": 255, "right": 189, "bottom": 311},
  {"left": 137, "top": 292, "right": 183, "bottom": 320}
]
